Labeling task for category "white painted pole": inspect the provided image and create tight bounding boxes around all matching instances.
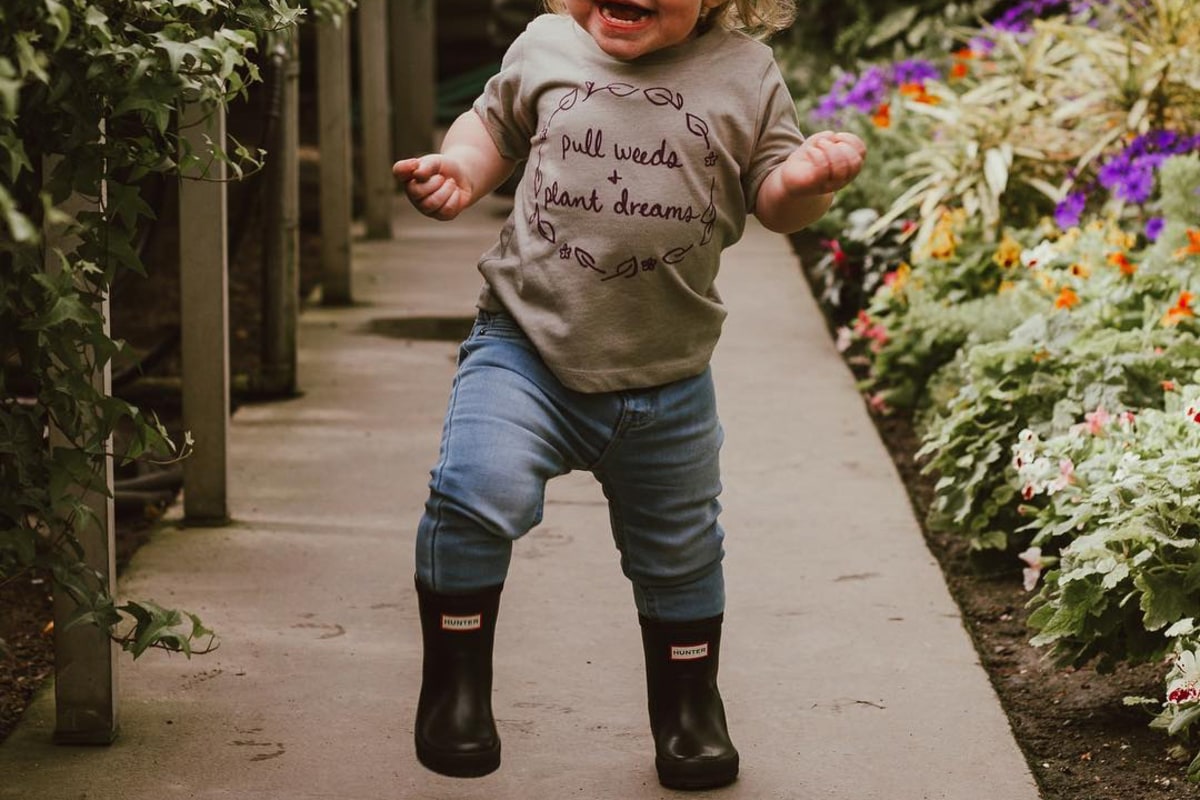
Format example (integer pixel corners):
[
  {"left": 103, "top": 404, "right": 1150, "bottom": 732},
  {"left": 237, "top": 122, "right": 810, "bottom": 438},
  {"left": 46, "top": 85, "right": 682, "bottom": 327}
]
[
  {"left": 358, "top": 0, "right": 393, "bottom": 240},
  {"left": 317, "top": 17, "right": 353, "bottom": 305},
  {"left": 178, "top": 101, "right": 231, "bottom": 525},
  {"left": 389, "top": 0, "right": 436, "bottom": 159},
  {"left": 44, "top": 163, "right": 119, "bottom": 745}
]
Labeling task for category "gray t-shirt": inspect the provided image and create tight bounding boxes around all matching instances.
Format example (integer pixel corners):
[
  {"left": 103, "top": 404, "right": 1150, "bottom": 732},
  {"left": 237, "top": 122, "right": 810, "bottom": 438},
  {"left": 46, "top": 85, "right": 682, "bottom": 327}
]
[{"left": 472, "top": 13, "right": 805, "bottom": 392}]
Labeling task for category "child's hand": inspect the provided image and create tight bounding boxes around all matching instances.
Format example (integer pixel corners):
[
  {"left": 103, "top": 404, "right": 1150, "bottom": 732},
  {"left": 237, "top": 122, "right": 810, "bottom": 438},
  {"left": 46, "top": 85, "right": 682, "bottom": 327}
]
[
  {"left": 393, "top": 155, "right": 475, "bottom": 221},
  {"left": 778, "top": 131, "right": 867, "bottom": 197}
]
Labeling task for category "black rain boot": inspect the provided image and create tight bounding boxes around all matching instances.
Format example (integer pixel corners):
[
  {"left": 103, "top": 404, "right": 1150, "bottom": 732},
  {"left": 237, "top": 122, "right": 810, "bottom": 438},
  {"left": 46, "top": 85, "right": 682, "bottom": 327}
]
[
  {"left": 639, "top": 614, "right": 739, "bottom": 790},
  {"left": 414, "top": 578, "right": 503, "bottom": 778}
]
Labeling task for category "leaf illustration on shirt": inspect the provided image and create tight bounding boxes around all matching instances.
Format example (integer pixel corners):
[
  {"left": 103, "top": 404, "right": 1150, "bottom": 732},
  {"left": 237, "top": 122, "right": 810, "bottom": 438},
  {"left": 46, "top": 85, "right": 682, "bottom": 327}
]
[
  {"left": 532, "top": 205, "right": 556, "bottom": 244},
  {"left": 557, "top": 88, "right": 580, "bottom": 112},
  {"left": 663, "top": 245, "right": 693, "bottom": 264},
  {"left": 700, "top": 178, "right": 717, "bottom": 246},
  {"left": 605, "top": 82, "right": 638, "bottom": 97},
  {"left": 644, "top": 87, "right": 683, "bottom": 109},
  {"left": 532, "top": 166, "right": 544, "bottom": 194},
  {"left": 574, "top": 247, "right": 606, "bottom": 274},
  {"left": 685, "top": 113, "right": 711, "bottom": 150},
  {"left": 601, "top": 256, "right": 640, "bottom": 281}
]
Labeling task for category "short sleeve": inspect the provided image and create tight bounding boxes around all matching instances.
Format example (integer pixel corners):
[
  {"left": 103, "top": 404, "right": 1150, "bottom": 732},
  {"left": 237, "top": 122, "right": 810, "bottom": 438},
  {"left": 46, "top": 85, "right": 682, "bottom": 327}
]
[
  {"left": 472, "top": 31, "right": 537, "bottom": 162},
  {"left": 742, "top": 62, "right": 806, "bottom": 212}
]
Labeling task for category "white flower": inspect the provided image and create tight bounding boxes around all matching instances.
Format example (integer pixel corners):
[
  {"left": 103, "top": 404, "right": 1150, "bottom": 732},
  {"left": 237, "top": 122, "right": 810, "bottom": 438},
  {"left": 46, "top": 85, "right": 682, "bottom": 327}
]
[
  {"left": 835, "top": 326, "right": 854, "bottom": 353},
  {"left": 1021, "top": 241, "right": 1059, "bottom": 269},
  {"left": 1167, "top": 650, "right": 1200, "bottom": 704}
]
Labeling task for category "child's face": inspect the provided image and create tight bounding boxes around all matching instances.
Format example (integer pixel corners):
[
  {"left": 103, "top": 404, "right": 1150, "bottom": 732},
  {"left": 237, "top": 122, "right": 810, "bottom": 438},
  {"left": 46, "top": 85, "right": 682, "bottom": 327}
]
[{"left": 566, "top": 0, "right": 720, "bottom": 61}]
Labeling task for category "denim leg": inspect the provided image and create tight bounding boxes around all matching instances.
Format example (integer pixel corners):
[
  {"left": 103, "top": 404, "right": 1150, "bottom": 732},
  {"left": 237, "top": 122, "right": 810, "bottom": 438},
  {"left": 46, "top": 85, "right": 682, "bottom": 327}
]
[
  {"left": 415, "top": 312, "right": 611, "bottom": 593},
  {"left": 595, "top": 369, "right": 726, "bottom": 622}
]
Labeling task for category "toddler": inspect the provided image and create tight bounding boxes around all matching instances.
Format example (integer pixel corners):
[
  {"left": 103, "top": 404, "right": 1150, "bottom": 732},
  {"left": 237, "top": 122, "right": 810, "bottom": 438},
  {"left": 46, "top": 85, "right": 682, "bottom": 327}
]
[{"left": 394, "top": 0, "right": 865, "bottom": 789}]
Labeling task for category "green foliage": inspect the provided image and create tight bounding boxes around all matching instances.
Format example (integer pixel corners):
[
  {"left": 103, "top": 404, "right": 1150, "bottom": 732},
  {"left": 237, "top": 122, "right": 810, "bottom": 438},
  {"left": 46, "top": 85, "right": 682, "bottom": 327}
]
[
  {"left": 0, "top": 0, "right": 350, "bottom": 658},
  {"left": 1016, "top": 385, "right": 1200, "bottom": 669}
]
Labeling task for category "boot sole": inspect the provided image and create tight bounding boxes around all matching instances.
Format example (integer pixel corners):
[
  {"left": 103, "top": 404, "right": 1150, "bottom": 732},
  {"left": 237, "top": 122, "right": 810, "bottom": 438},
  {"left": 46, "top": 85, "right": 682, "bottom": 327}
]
[
  {"left": 416, "top": 738, "right": 501, "bottom": 778},
  {"left": 656, "top": 754, "right": 739, "bottom": 790}
]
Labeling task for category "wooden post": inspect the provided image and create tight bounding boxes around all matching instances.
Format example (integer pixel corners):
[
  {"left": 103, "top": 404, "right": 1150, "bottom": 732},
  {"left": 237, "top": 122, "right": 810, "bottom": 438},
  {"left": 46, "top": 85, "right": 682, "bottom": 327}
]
[
  {"left": 178, "top": 101, "right": 231, "bottom": 525},
  {"left": 44, "top": 167, "right": 119, "bottom": 745},
  {"left": 317, "top": 16, "right": 353, "bottom": 305},
  {"left": 358, "top": 0, "right": 393, "bottom": 239},
  {"left": 389, "top": 0, "right": 435, "bottom": 159},
  {"left": 261, "top": 29, "right": 301, "bottom": 393}
]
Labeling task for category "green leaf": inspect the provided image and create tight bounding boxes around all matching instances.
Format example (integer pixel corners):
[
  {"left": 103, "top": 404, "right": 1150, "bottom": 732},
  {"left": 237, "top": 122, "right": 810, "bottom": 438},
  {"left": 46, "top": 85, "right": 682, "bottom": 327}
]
[{"left": 1137, "top": 570, "right": 1198, "bottom": 632}]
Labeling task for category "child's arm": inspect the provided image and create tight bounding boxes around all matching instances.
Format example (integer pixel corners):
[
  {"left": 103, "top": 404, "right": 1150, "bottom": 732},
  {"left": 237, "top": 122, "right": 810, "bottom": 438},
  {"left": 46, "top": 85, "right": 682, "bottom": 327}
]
[
  {"left": 392, "top": 110, "right": 516, "bottom": 221},
  {"left": 754, "top": 131, "right": 867, "bottom": 234}
]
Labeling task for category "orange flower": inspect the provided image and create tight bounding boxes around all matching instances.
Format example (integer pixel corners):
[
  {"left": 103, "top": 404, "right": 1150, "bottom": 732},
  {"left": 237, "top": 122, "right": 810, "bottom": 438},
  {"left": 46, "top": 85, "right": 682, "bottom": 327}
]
[
  {"left": 1162, "top": 380, "right": 1176, "bottom": 392},
  {"left": 1175, "top": 229, "right": 1200, "bottom": 260},
  {"left": 898, "top": 82, "right": 941, "bottom": 105},
  {"left": 1055, "top": 287, "right": 1080, "bottom": 309},
  {"left": 952, "top": 47, "right": 979, "bottom": 59},
  {"left": 950, "top": 62, "right": 969, "bottom": 80},
  {"left": 1107, "top": 251, "right": 1136, "bottom": 276},
  {"left": 1162, "top": 291, "right": 1196, "bottom": 327},
  {"left": 872, "top": 102, "right": 891, "bottom": 128}
]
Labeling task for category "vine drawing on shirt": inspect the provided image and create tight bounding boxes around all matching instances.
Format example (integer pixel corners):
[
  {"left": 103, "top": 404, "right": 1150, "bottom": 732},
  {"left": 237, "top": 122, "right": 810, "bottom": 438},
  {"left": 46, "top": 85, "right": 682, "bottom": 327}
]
[{"left": 525, "top": 80, "right": 719, "bottom": 284}]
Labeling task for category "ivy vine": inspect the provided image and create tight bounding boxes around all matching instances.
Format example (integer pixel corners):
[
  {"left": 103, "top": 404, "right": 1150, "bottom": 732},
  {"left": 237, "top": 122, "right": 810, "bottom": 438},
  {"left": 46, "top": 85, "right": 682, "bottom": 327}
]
[{"left": 1, "top": 0, "right": 354, "bottom": 659}]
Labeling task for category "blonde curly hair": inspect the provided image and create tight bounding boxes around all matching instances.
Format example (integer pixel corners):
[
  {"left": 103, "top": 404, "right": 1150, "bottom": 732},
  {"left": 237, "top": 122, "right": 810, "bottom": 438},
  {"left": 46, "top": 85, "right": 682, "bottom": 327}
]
[{"left": 541, "top": 0, "right": 796, "bottom": 38}]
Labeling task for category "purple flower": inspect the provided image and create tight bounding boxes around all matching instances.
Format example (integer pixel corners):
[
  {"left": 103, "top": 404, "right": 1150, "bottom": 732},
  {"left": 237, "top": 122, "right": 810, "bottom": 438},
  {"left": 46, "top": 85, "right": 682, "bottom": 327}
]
[
  {"left": 1092, "top": 130, "right": 1200, "bottom": 206},
  {"left": 1054, "top": 191, "right": 1087, "bottom": 229},
  {"left": 891, "top": 59, "right": 939, "bottom": 85},
  {"left": 813, "top": 67, "right": 891, "bottom": 121},
  {"left": 1145, "top": 217, "right": 1165, "bottom": 241},
  {"left": 968, "top": 36, "right": 997, "bottom": 54},
  {"left": 843, "top": 66, "right": 889, "bottom": 113}
]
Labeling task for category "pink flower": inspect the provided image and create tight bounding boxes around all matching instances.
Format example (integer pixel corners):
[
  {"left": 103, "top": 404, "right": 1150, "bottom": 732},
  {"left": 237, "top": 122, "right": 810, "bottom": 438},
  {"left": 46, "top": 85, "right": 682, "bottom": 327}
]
[
  {"left": 822, "top": 239, "right": 849, "bottom": 271},
  {"left": 1084, "top": 406, "right": 1111, "bottom": 435},
  {"left": 867, "top": 392, "right": 892, "bottom": 414},
  {"left": 1048, "top": 459, "right": 1075, "bottom": 493}
]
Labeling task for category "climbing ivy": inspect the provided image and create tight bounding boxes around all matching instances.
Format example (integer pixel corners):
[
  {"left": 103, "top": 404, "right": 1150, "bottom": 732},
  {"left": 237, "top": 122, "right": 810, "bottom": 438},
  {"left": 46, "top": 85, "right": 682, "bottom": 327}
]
[{"left": 0, "top": 0, "right": 353, "bottom": 659}]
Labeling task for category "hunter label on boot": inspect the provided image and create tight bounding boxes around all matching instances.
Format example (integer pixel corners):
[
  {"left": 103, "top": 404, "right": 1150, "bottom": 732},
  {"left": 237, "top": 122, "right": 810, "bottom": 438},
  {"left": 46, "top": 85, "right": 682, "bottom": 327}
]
[
  {"left": 670, "top": 643, "right": 709, "bottom": 661},
  {"left": 441, "top": 613, "right": 483, "bottom": 631}
]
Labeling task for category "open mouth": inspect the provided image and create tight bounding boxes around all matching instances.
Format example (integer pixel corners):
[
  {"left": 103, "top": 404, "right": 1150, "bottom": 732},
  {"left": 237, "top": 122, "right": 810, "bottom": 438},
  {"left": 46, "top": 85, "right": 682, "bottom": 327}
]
[{"left": 599, "top": 0, "right": 653, "bottom": 24}]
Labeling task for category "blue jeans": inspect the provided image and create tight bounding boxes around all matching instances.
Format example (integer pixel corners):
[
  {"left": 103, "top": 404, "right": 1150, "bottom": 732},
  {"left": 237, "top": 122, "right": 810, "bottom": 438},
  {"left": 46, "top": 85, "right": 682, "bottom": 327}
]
[{"left": 415, "top": 311, "right": 726, "bottom": 622}]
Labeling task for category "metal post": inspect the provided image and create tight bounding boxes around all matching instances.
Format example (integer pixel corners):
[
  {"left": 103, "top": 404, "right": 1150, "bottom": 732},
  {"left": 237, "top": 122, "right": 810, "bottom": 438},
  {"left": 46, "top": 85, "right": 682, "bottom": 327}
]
[
  {"left": 178, "top": 101, "right": 231, "bottom": 525},
  {"left": 389, "top": 0, "right": 435, "bottom": 159},
  {"left": 261, "top": 29, "right": 301, "bottom": 393},
  {"left": 358, "top": 0, "right": 393, "bottom": 239},
  {"left": 44, "top": 165, "right": 119, "bottom": 745},
  {"left": 317, "top": 16, "right": 353, "bottom": 305}
]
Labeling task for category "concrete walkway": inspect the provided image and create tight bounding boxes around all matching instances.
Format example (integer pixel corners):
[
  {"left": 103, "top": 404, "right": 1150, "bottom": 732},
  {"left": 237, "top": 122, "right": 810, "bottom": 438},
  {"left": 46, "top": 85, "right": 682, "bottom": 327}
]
[{"left": 0, "top": 197, "right": 1041, "bottom": 799}]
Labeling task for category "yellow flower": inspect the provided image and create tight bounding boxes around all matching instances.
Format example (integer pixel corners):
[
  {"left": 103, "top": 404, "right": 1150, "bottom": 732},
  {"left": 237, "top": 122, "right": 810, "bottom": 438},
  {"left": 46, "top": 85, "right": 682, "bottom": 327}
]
[
  {"left": 1069, "top": 262, "right": 1091, "bottom": 279},
  {"left": 884, "top": 262, "right": 912, "bottom": 294},
  {"left": 1105, "top": 227, "right": 1135, "bottom": 250},
  {"left": 993, "top": 234, "right": 1022, "bottom": 269},
  {"left": 998, "top": 280, "right": 1016, "bottom": 293}
]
